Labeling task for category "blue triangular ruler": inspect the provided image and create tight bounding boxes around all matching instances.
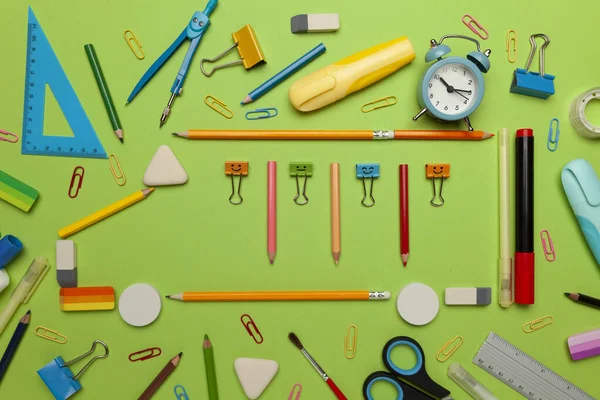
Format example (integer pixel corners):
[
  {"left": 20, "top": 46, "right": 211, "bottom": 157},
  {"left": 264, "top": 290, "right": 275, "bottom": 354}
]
[{"left": 21, "top": 7, "right": 107, "bottom": 159}]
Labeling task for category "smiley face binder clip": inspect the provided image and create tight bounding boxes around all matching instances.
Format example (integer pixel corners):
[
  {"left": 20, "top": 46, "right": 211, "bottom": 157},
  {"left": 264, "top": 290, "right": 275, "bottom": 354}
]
[
  {"left": 290, "top": 162, "right": 313, "bottom": 205},
  {"left": 356, "top": 163, "right": 380, "bottom": 207},
  {"left": 426, "top": 164, "right": 450, "bottom": 207},
  {"left": 225, "top": 161, "right": 249, "bottom": 205},
  {"left": 38, "top": 340, "right": 109, "bottom": 399},
  {"left": 510, "top": 34, "right": 554, "bottom": 99}
]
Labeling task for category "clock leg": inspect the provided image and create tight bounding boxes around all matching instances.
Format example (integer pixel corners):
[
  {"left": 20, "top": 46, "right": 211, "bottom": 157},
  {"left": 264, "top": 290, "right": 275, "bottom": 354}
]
[
  {"left": 463, "top": 116, "right": 474, "bottom": 131},
  {"left": 413, "top": 108, "right": 428, "bottom": 121}
]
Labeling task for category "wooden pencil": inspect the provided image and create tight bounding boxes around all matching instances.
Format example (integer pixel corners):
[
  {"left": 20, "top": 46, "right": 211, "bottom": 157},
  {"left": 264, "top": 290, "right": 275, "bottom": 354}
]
[
  {"left": 565, "top": 292, "right": 600, "bottom": 309},
  {"left": 203, "top": 335, "right": 219, "bottom": 400},
  {"left": 330, "top": 163, "right": 341, "bottom": 265},
  {"left": 0, "top": 311, "right": 30, "bottom": 383},
  {"left": 138, "top": 352, "right": 182, "bottom": 400},
  {"left": 172, "top": 129, "right": 494, "bottom": 141},
  {"left": 166, "top": 290, "right": 390, "bottom": 302}
]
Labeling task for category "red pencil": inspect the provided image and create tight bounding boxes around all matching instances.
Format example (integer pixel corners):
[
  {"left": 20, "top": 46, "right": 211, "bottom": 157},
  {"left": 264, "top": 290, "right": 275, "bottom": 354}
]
[{"left": 399, "top": 165, "right": 409, "bottom": 266}]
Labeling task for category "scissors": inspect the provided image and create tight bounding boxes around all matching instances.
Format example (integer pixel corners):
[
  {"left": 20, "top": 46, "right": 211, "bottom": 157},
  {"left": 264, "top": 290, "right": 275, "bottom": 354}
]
[
  {"left": 363, "top": 336, "right": 453, "bottom": 400},
  {"left": 126, "top": 0, "right": 218, "bottom": 127}
]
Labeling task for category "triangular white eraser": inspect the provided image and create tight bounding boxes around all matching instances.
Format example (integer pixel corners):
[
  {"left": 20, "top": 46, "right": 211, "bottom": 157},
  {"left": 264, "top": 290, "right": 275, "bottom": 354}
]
[
  {"left": 143, "top": 145, "right": 188, "bottom": 186},
  {"left": 234, "top": 358, "right": 279, "bottom": 399}
]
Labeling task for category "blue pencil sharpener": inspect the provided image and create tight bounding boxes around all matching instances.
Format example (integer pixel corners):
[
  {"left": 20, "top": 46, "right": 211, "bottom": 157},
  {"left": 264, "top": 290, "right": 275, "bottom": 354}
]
[{"left": 510, "top": 34, "right": 555, "bottom": 99}]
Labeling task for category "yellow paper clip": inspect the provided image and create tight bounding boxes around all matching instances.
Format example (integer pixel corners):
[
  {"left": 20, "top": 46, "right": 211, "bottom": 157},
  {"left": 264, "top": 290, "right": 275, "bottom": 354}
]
[
  {"left": 109, "top": 154, "right": 126, "bottom": 186},
  {"left": 344, "top": 324, "right": 357, "bottom": 359},
  {"left": 436, "top": 335, "right": 463, "bottom": 362},
  {"left": 204, "top": 95, "right": 234, "bottom": 119},
  {"left": 506, "top": 30, "right": 517, "bottom": 63},
  {"left": 361, "top": 96, "right": 397, "bottom": 113},
  {"left": 522, "top": 315, "right": 554, "bottom": 333},
  {"left": 35, "top": 326, "right": 68, "bottom": 344},
  {"left": 123, "top": 30, "right": 145, "bottom": 60}
]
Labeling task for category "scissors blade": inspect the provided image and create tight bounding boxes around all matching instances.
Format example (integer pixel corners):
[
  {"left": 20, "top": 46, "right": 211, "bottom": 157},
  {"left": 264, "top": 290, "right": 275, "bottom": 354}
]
[{"left": 126, "top": 27, "right": 187, "bottom": 104}]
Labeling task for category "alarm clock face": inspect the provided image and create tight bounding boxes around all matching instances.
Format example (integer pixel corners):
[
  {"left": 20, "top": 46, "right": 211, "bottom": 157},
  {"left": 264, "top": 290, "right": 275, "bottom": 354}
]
[{"left": 426, "top": 62, "right": 480, "bottom": 117}]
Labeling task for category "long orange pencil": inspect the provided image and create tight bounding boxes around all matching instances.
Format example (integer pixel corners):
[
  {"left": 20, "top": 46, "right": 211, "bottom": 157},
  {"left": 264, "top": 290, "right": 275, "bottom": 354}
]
[
  {"left": 267, "top": 161, "right": 277, "bottom": 264},
  {"left": 138, "top": 352, "right": 182, "bottom": 400},
  {"left": 172, "top": 129, "right": 493, "bottom": 141},
  {"left": 331, "top": 163, "right": 341, "bottom": 265},
  {"left": 166, "top": 290, "right": 390, "bottom": 302}
]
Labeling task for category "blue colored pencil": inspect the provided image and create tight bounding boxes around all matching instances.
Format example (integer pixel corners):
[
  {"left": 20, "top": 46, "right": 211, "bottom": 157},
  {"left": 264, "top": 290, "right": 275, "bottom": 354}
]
[
  {"left": 241, "top": 43, "right": 326, "bottom": 104},
  {"left": 0, "top": 310, "right": 30, "bottom": 383}
]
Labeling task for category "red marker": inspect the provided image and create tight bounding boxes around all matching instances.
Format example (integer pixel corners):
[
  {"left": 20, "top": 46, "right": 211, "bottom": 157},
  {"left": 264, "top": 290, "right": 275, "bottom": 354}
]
[
  {"left": 399, "top": 165, "right": 409, "bottom": 266},
  {"left": 515, "top": 128, "right": 534, "bottom": 304}
]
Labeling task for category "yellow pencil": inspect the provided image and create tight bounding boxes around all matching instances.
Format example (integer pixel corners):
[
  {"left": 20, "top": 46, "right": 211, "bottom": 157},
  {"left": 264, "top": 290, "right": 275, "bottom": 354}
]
[{"left": 58, "top": 188, "right": 154, "bottom": 238}]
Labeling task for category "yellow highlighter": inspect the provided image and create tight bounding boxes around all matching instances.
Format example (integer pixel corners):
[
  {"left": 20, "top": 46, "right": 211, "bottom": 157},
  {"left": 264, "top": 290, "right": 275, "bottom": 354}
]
[{"left": 289, "top": 36, "right": 415, "bottom": 112}]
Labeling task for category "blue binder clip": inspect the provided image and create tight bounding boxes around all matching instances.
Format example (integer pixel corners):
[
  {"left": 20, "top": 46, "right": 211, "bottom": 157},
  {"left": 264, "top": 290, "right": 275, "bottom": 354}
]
[
  {"left": 38, "top": 340, "right": 109, "bottom": 399},
  {"left": 356, "top": 163, "right": 380, "bottom": 207},
  {"left": 510, "top": 34, "right": 554, "bottom": 99}
]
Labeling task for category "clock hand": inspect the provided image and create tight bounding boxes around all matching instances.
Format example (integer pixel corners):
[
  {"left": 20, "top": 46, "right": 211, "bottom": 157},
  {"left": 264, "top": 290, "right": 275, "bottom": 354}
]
[
  {"left": 455, "top": 91, "right": 469, "bottom": 101},
  {"left": 454, "top": 88, "right": 472, "bottom": 94},
  {"left": 439, "top": 77, "right": 454, "bottom": 92}
]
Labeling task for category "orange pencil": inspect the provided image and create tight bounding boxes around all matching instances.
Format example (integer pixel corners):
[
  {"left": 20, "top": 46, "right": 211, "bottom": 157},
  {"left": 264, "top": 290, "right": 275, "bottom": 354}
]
[
  {"left": 331, "top": 163, "right": 341, "bottom": 265},
  {"left": 166, "top": 290, "right": 390, "bottom": 302},
  {"left": 172, "top": 129, "right": 494, "bottom": 141}
]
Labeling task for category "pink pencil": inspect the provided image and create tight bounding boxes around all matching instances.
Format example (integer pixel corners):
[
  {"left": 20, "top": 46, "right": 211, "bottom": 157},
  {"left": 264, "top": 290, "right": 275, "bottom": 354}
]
[{"left": 267, "top": 161, "right": 277, "bottom": 264}]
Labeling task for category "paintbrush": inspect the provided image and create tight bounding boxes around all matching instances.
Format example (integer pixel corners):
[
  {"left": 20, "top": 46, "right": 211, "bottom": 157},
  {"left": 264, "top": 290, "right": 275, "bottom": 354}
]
[{"left": 288, "top": 332, "right": 347, "bottom": 400}]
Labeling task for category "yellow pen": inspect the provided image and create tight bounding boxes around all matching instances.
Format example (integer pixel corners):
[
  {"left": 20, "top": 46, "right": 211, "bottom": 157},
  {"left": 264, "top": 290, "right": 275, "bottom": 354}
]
[
  {"left": 0, "top": 257, "right": 49, "bottom": 335},
  {"left": 498, "top": 128, "right": 513, "bottom": 307},
  {"left": 289, "top": 36, "right": 415, "bottom": 112},
  {"left": 58, "top": 188, "right": 154, "bottom": 239}
]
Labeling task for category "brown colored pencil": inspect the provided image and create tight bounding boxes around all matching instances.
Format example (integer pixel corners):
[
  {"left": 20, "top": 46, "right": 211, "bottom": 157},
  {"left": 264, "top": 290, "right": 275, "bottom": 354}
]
[
  {"left": 172, "top": 129, "right": 494, "bottom": 141},
  {"left": 138, "top": 352, "right": 182, "bottom": 400},
  {"left": 565, "top": 292, "right": 600, "bottom": 309}
]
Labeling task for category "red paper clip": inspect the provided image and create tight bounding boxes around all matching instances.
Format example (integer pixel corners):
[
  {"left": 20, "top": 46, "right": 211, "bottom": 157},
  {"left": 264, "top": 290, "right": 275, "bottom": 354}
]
[
  {"left": 128, "top": 347, "right": 162, "bottom": 362},
  {"left": 241, "top": 314, "right": 264, "bottom": 344},
  {"left": 68, "top": 166, "right": 85, "bottom": 199},
  {"left": 0, "top": 129, "right": 18, "bottom": 143},
  {"left": 462, "top": 14, "right": 489, "bottom": 40}
]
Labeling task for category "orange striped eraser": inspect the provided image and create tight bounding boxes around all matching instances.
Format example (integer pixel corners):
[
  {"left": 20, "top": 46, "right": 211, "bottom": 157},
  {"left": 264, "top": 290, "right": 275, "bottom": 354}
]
[{"left": 59, "top": 286, "right": 115, "bottom": 311}]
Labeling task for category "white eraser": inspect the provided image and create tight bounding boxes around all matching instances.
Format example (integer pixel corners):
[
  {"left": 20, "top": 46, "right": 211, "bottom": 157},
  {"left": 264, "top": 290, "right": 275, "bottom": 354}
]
[
  {"left": 56, "top": 240, "right": 76, "bottom": 271},
  {"left": 445, "top": 287, "right": 491, "bottom": 305},
  {"left": 291, "top": 13, "right": 340, "bottom": 33}
]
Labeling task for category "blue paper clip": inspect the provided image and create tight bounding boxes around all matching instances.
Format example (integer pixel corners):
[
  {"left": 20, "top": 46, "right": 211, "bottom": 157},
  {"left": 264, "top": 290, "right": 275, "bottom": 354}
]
[
  {"left": 245, "top": 108, "right": 278, "bottom": 120},
  {"left": 38, "top": 340, "right": 109, "bottom": 400},
  {"left": 356, "top": 163, "right": 380, "bottom": 207},
  {"left": 510, "top": 34, "right": 555, "bottom": 99},
  {"left": 548, "top": 118, "right": 560, "bottom": 152},
  {"left": 174, "top": 384, "right": 189, "bottom": 399}
]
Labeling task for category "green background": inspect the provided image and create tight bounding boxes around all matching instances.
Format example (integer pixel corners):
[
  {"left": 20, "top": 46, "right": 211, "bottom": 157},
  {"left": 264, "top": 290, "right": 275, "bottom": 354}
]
[{"left": 1, "top": 0, "right": 599, "bottom": 398}]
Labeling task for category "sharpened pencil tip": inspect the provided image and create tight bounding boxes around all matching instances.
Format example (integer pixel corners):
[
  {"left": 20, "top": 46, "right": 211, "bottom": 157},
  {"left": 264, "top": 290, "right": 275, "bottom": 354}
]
[
  {"left": 564, "top": 293, "right": 570, "bottom": 297},
  {"left": 119, "top": 138, "right": 124, "bottom": 143},
  {"left": 178, "top": 352, "right": 183, "bottom": 357},
  {"left": 165, "top": 295, "right": 171, "bottom": 298},
  {"left": 26, "top": 310, "right": 31, "bottom": 315},
  {"left": 172, "top": 133, "right": 177, "bottom": 136},
  {"left": 204, "top": 334, "right": 208, "bottom": 340}
]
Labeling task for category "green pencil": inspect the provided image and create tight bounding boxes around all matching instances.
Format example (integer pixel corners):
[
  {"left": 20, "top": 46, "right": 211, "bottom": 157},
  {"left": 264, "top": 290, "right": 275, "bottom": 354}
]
[
  {"left": 203, "top": 334, "right": 219, "bottom": 400},
  {"left": 84, "top": 44, "right": 124, "bottom": 143}
]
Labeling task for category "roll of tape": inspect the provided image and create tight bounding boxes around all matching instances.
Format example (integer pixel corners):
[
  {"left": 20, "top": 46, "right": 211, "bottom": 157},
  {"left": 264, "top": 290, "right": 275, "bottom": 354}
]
[{"left": 570, "top": 87, "right": 600, "bottom": 139}]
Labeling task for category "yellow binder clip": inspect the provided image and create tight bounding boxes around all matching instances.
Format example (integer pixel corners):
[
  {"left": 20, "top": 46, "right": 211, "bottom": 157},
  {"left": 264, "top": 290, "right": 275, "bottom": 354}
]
[
  {"left": 123, "top": 30, "right": 145, "bottom": 60},
  {"left": 205, "top": 96, "right": 234, "bottom": 119},
  {"left": 361, "top": 96, "right": 397, "bottom": 113},
  {"left": 522, "top": 315, "right": 554, "bottom": 333},
  {"left": 200, "top": 25, "right": 266, "bottom": 77},
  {"left": 35, "top": 326, "right": 68, "bottom": 344}
]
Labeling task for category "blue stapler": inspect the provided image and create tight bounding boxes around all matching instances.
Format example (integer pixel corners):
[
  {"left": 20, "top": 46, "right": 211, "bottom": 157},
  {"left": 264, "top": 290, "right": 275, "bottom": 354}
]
[
  {"left": 510, "top": 34, "right": 555, "bottom": 99},
  {"left": 561, "top": 159, "right": 600, "bottom": 266}
]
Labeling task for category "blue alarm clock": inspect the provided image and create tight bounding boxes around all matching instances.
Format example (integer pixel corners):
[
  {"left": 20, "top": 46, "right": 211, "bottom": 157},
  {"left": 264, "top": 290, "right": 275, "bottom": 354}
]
[{"left": 413, "top": 35, "right": 491, "bottom": 131}]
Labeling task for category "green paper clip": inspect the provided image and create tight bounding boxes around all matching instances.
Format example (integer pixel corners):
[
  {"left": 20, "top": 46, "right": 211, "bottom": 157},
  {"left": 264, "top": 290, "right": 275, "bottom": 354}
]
[{"left": 289, "top": 162, "right": 312, "bottom": 205}]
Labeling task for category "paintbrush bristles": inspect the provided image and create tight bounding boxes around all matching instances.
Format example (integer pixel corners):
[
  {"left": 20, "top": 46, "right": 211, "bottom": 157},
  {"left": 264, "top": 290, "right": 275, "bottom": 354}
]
[{"left": 288, "top": 332, "right": 304, "bottom": 350}]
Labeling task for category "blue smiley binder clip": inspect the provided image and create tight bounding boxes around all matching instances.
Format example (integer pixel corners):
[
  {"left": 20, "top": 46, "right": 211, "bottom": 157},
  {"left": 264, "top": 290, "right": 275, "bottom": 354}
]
[
  {"left": 356, "top": 163, "right": 380, "bottom": 207},
  {"left": 561, "top": 159, "right": 600, "bottom": 267},
  {"left": 510, "top": 34, "right": 555, "bottom": 99},
  {"left": 38, "top": 340, "right": 109, "bottom": 399}
]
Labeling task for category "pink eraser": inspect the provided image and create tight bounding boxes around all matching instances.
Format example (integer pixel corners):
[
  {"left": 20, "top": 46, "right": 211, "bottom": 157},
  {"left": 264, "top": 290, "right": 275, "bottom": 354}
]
[{"left": 568, "top": 328, "right": 600, "bottom": 361}]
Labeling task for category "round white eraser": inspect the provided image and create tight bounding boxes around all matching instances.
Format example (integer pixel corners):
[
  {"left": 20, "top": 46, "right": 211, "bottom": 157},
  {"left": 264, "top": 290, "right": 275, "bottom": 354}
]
[
  {"left": 396, "top": 283, "right": 439, "bottom": 326},
  {"left": 119, "top": 283, "right": 161, "bottom": 327}
]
